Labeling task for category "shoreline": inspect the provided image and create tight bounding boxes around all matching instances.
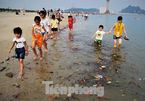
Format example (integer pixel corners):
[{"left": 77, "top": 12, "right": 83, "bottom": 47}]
[{"left": 0, "top": 12, "right": 145, "bottom": 101}]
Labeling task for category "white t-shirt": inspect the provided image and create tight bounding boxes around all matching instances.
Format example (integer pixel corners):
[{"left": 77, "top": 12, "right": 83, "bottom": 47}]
[
  {"left": 41, "top": 18, "right": 50, "bottom": 33},
  {"left": 95, "top": 30, "right": 105, "bottom": 40},
  {"left": 13, "top": 37, "right": 26, "bottom": 48}
]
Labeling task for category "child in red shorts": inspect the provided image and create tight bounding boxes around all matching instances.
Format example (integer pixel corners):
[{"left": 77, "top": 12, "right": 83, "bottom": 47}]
[{"left": 68, "top": 14, "right": 75, "bottom": 41}]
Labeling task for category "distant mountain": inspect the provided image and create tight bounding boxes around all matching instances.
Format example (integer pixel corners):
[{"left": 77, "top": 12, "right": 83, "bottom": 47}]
[
  {"left": 0, "top": 8, "right": 36, "bottom": 12},
  {"left": 64, "top": 8, "right": 99, "bottom": 13},
  {"left": 121, "top": 5, "right": 145, "bottom": 14}
]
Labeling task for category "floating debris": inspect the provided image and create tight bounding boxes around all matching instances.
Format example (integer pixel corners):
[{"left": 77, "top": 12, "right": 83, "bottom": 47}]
[
  {"left": 105, "top": 76, "right": 112, "bottom": 84},
  {"left": 105, "top": 76, "right": 112, "bottom": 81},
  {"left": 139, "top": 78, "right": 145, "bottom": 81},
  {"left": 121, "top": 93, "right": 126, "bottom": 96},
  {"left": 99, "top": 65, "right": 106, "bottom": 70},
  {"left": 94, "top": 74, "right": 103, "bottom": 80},
  {"left": 67, "top": 93, "right": 72, "bottom": 97},
  {"left": 5, "top": 72, "right": 14, "bottom": 78},
  {"left": 101, "top": 65, "right": 106, "bottom": 68},
  {"left": 107, "top": 81, "right": 112, "bottom": 84},
  {"left": 115, "top": 68, "right": 119, "bottom": 73}
]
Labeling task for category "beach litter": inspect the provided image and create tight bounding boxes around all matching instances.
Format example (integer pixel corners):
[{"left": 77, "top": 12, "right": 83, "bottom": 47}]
[
  {"left": 67, "top": 93, "right": 72, "bottom": 97},
  {"left": 0, "top": 61, "right": 4, "bottom": 64},
  {"left": 139, "top": 78, "right": 145, "bottom": 81},
  {"left": 5, "top": 72, "right": 14, "bottom": 78},
  {"left": 0, "top": 66, "right": 6, "bottom": 72},
  {"left": 107, "top": 81, "right": 112, "bottom": 84},
  {"left": 12, "top": 83, "right": 20, "bottom": 88},
  {"left": 99, "top": 65, "right": 106, "bottom": 70},
  {"left": 105, "top": 76, "right": 112, "bottom": 84},
  {"left": 94, "top": 74, "right": 103, "bottom": 80}
]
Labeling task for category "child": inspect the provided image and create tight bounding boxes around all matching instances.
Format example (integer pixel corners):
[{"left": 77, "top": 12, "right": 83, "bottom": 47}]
[
  {"left": 68, "top": 14, "right": 74, "bottom": 32},
  {"left": 50, "top": 14, "right": 59, "bottom": 45},
  {"left": 92, "top": 25, "right": 110, "bottom": 46},
  {"left": 9, "top": 27, "right": 28, "bottom": 79},
  {"left": 32, "top": 16, "right": 45, "bottom": 60},
  {"left": 110, "top": 16, "right": 129, "bottom": 48},
  {"left": 39, "top": 10, "right": 50, "bottom": 52},
  {"left": 68, "top": 14, "right": 75, "bottom": 41}
]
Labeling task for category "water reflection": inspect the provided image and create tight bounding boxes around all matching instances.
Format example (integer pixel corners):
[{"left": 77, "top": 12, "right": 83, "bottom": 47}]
[{"left": 110, "top": 48, "right": 126, "bottom": 72}]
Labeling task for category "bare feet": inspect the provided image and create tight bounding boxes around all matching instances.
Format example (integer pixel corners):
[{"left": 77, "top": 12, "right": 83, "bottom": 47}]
[
  {"left": 33, "top": 55, "right": 38, "bottom": 61},
  {"left": 17, "top": 73, "right": 24, "bottom": 80},
  {"left": 40, "top": 57, "right": 43, "bottom": 61},
  {"left": 44, "top": 49, "right": 48, "bottom": 53}
]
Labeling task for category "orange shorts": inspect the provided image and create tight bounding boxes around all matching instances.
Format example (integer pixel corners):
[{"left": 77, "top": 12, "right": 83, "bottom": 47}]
[{"left": 32, "top": 34, "right": 43, "bottom": 48}]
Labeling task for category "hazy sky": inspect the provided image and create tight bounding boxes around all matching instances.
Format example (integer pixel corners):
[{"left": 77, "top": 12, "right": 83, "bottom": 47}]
[{"left": 0, "top": 0, "right": 145, "bottom": 12}]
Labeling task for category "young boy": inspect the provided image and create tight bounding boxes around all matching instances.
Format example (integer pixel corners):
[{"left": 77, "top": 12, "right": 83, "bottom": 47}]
[
  {"left": 110, "top": 16, "right": 129, "bottom": 48},
  {"left": 68, "top": 14, "right": 75, "bottom": 41},
  {"left": 32, "top": 16, "right": 45, "bottom": 60},
  {"left": 50, "top": 14, "right": 59, "bottom": 45},
  {"left": 92, "top": 25, "right": 110, "bottom": 46},
  {"left": 39, "top": 10, "right": 50, "bottom": 52},
  {"left": 9, "top": 27, "right": 28, "bottom": 79}
]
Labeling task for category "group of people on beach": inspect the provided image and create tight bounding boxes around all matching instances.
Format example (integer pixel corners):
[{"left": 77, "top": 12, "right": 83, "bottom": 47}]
[
  {"left": 8, "top": 9, "right": 129, "bottom": 79},
  {"left": 9, "top": 9, "right": 65, "bottom": 79}
]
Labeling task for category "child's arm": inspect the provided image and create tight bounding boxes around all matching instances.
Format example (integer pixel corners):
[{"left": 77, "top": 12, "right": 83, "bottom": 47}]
[
  {"left": 105, "top": 31, "right": 111, "bottom": 34},
  {"left": 109, "top": 24, "right": 115, "bottom": 33},
  {"left": 32, "top": 27, "right": 37, "bottom": 38},
  {"left": 42, "top": 25, "right": 46, "bottom": 33},
  {"left": 24, "top": 41, "right": 29, "bottom": 55},
  {"left": 123, "top": 25, "right": 128, "bottom": 37},
  {"left": 32, "top": 27, "right": 35, "bottom": 36},
  {"left": 9, "top": 42, "right": 15, "bottom": 53},
  {"left": 91, "top": 32, "right": 96, "bottom": 39}
]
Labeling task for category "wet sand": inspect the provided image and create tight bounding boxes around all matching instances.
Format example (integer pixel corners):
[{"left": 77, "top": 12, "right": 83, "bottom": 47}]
[{"left": 0, "top": 13, "right": 145, "bottom": 101}]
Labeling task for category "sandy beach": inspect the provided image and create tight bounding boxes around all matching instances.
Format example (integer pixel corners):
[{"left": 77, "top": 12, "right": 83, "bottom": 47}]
[
  {"left": 0, "top": 12, "right": 145, "bottom": 101},
  {"left": 0, "top": 12, "right": 67, "bottom": 61}
]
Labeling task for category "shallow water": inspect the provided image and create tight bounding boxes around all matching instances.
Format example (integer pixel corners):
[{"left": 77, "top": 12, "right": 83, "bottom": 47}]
[
  {"left": 55, "top": 14, "right": 145, "bottom": 100},
  {"left": 0, "top": 14, "right": 145, "bottom": 101}
]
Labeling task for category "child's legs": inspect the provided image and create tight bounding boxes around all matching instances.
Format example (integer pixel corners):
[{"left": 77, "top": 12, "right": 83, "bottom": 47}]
[
  {"left": 43, "top": 41, "right": 48, "bottom": 51},
  {"left": 113, "top": 39, "right": 117, "bottom": 47},
  {"left": 52, "top": 31, "right": 55, "bottom": 39},
  {"left": 32, "top": 41, "right": 38, "bottom": 57},
  {"left": 43, "top": 35, "right": 48, "bottom": 51},
  {"left": 18, "top": 59, "right": 24, "bottom": 75},
  {"left": 54, "top": 31, "right": 58, "bottom": 40},
  {"left": 38, "top": 47, "right": 43, "bottom": 58},
  {"left": 118, "top": 38, "right": 122, "bottom": 46},
  {"left": 68, "top": 32, "right": 72, "bottom": 40}
]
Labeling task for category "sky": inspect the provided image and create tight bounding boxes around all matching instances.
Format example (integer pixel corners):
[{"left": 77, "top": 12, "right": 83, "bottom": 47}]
[{"left": 0, "top": 0, "right": 145, "bottom": 12}]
